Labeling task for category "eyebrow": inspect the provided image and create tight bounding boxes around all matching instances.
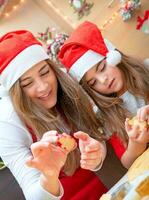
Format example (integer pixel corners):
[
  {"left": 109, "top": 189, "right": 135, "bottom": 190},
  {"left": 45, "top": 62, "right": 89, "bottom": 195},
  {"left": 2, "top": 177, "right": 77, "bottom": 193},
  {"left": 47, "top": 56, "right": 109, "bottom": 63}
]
[
  {"left": 39, "top": 64, "right": 49, "bottom": 72},
  {"left": 20, "top": 64, "right": 48, "bottom": 82}
]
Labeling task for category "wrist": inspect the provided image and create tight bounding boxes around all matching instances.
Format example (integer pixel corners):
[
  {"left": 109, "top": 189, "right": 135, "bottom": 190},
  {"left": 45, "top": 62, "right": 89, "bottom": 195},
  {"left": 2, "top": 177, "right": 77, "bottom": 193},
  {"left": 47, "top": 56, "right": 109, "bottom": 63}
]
[
  {"left": 91, "top": 157, "right": 103, "bottom": 171},
  {"left": 128, "top": 140, "right": 147, "bottom": 149},
  {"left": 40, "top": 174, "right": 60, "bottom": 196}
]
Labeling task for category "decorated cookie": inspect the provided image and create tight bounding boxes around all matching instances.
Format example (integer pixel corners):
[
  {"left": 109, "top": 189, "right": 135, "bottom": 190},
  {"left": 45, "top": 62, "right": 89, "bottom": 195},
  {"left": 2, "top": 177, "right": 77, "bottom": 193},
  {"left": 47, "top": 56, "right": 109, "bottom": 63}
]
[
  {"left": 57, "top": 134, "right": 77, "bottom": 152},
  {"left": 135, "top": 177, "right": 149, "bottom": 197},
  {"left": 128, "top": 116, "right": 148, "bottom": 131}
]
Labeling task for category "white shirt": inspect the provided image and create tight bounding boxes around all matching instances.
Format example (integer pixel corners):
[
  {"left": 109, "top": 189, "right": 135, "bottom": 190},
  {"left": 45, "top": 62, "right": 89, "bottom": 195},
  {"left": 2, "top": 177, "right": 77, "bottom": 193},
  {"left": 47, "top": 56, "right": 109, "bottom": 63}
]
[
  {"left": 120, "top": 91, "right": 145, "bottom": 114},
  {"left": 0, "top": 96, "right": 63, "bottom": 200}
]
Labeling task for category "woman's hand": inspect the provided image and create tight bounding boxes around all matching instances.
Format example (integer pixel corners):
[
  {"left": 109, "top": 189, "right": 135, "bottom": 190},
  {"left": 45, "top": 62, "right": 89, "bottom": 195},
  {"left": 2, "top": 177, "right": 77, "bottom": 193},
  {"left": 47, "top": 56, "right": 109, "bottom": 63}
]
[
  {"left": 26, "top": 131, "right": 68, "bottom": 177},
  {"left": 74, "top": 131, "right": 106, "bottom": 170},
  {"left": 26, "top": 131, "right": 67, "bottom": 196}
]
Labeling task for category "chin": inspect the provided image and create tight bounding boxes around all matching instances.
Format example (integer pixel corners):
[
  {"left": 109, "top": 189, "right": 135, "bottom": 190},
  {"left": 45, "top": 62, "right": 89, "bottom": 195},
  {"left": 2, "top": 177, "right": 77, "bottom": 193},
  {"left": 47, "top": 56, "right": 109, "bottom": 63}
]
[{"left": 45, "top": 99, "right": 57, "bottom": 109}]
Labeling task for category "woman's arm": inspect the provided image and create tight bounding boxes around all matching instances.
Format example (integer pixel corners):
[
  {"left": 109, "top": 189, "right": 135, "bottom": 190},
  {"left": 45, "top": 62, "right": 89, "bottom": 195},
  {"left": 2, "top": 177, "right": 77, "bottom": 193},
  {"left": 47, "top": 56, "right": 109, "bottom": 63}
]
[
  {"left": 0, "top": 122, "right": 64, "bottom": 200},
  {"left": 26, "top": 131, "right": 69, "bottom": 196}
]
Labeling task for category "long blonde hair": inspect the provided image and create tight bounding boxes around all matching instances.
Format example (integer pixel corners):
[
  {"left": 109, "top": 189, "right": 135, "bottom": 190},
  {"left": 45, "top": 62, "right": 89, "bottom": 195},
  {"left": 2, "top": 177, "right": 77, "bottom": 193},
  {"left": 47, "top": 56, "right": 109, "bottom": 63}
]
[
  {"left": 80, "top": 53, "right": 149, "bottom": 143},
  {"left": 10, "top": 59, "right": 104, "bottom": 175}
]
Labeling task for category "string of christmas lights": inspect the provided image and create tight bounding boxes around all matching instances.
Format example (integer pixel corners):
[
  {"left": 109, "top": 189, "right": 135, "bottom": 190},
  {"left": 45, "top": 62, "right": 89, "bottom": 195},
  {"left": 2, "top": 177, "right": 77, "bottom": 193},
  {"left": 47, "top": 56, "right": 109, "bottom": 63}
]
[
  {"left": 100, "top": 9, "right": 120, "bottom": 30},
  {"left": 0, "top": 0, "right": 24, "bottom": 19}
]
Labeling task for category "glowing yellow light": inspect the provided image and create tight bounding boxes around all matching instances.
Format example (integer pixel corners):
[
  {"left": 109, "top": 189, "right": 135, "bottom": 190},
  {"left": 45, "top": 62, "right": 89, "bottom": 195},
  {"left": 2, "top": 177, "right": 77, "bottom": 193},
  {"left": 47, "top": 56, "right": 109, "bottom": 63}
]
[
  {"left": 55, "top": 8, "right": 60, "bottom": 13},
  {"left": 114, "top": 12, "right": 118, "bottom": 16},
  {"left": 47, "top": 1, "right": 51, "bottom": 5},
  {"left": 5, "top": 13, "right": 9, "bottom": 17},
  {"left": 3, "top": 0, "right": 24, "bottom": 19},
  {"left": 13, "top": 6, "right": 17, "bottom": 9}
]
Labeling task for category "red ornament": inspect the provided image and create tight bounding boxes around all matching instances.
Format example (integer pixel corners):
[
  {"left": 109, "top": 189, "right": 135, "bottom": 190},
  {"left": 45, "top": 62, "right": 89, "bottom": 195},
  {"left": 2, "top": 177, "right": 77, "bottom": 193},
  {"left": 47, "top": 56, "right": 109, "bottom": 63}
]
[{"left": 136, "top": 10, "right": 149, "bottom": 30}]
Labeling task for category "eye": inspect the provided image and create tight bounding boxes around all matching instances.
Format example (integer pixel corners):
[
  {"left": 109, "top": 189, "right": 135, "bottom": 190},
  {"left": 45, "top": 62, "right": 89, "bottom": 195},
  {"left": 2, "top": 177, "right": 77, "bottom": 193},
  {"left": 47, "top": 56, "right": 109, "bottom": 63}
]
[
  {"left": 99, "top": 62, "right": 106, "bottom": 72},
  {"left": 40, "top": 69, "right": 49, "bottom": 76},
  {"left": 89, "top": 79, "right": 97, "bottom": 88},
  {"left": 21, "top": 81, "right": 33, "bottom": 88}
]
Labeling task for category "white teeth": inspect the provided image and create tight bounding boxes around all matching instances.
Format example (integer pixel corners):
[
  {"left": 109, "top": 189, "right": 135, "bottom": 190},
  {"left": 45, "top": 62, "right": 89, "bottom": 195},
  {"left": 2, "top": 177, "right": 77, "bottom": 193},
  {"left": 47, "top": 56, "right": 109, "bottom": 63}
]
[
  {"left": 41, "top": 94, "right": 48, "bottom": 98},
  {"left": 39, "top": 92, "right": 50, "bottom": 98}
]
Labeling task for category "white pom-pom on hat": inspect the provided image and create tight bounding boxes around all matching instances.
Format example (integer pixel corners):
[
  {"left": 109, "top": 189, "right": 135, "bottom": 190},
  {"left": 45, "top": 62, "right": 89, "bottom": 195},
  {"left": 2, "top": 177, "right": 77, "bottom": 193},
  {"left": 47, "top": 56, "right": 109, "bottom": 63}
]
[{"left": 106, "top": 50, "right": 122, "bottom": 66}]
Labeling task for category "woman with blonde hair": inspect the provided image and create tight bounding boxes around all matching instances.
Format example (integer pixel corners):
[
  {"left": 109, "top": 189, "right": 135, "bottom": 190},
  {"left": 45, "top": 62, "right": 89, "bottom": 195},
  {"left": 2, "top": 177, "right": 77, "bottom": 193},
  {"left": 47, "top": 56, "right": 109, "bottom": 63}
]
[
  {"left": 58, "top": 21, "right": 149, "bottom": 169},
  {"left": 0, "top": 30, "right": 107, "bottom": 200}
]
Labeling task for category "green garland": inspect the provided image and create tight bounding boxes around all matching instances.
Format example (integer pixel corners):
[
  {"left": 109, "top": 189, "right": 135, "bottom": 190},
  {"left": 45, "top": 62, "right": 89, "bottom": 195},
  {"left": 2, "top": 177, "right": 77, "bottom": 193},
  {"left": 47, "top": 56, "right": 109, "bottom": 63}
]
[{"left": 0, "top": 160, "right": 6, "bottom": 170}]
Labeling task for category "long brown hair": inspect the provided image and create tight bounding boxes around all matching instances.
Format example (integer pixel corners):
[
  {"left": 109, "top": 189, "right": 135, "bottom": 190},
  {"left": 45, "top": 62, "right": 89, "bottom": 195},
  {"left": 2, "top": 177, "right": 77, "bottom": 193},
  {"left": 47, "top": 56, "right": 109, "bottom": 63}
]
[
  {"left": 80, "top": 52, "right": 149, "bottom": 143},
  {"left": 10, "top": 59, "right": 104, "bottom": 175}
]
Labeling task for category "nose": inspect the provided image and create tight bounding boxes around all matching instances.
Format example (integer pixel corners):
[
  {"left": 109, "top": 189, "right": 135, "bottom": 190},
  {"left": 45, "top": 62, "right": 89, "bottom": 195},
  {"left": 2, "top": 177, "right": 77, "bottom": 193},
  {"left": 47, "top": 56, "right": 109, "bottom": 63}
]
[
  {"left": 97, "top": 75, "right": 108, "bottom": 85},
  {"left": 35, "top": 79, "right": 49, "bottom": 93}
]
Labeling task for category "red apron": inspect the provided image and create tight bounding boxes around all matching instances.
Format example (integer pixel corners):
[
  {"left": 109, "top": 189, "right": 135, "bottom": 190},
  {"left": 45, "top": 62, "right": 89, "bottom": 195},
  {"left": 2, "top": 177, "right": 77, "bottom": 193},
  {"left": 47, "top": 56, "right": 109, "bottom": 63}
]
[
  {"left": 108, "top": 134, "right": 126, "bottom": 160},
  {"left": 60, "top": 168, "right": 107, "bottom": 200}
]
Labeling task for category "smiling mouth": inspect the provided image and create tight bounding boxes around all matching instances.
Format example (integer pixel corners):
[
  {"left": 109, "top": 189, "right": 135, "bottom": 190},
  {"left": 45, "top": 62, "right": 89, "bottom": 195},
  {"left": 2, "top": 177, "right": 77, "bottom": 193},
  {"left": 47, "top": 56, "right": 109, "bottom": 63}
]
[
  {"left": 109, "top": 79, "right": 115, "bottom": 88},
  {"left": 39, "top": 91, "right": 51, "bottom": 100}
]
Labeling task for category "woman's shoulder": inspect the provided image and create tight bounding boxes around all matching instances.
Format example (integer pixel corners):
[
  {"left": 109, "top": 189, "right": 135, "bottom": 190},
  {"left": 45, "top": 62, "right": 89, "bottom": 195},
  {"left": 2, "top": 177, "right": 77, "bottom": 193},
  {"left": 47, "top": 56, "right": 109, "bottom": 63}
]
[
  {"left": 0, "top": 96, "right": 23, "bottom": 125},
  {"left": 0, "top": 97, "right": 32, "bottom": 143}
]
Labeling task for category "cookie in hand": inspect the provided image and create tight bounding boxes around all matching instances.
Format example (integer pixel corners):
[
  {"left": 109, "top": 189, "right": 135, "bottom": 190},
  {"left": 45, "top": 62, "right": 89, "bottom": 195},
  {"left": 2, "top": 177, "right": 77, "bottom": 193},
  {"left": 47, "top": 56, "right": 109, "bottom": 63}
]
[
  {"left": 128, "top": 116, "right": 148, "bottom": 131},
  {"left": 57, "top": 134, "right": 77, "bottom": 152}
]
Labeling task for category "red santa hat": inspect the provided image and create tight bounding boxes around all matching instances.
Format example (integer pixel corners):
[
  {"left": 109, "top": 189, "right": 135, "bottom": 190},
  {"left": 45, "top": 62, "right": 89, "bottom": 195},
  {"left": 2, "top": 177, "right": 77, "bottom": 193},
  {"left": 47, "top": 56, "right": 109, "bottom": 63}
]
[
  {"left": 0, "top": 30, "right": 49, "bottom": 97},
  {"left": 58, "top": 21, "right": 121, "bottom": 81}
]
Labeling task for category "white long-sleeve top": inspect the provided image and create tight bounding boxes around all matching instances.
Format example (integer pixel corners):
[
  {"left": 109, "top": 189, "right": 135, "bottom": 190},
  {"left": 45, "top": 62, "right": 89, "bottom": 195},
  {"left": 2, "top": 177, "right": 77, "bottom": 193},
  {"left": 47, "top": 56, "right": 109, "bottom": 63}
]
[
  {"left": 120, "top": 91, "right": 145, "bottom": 114},
  {"left": 0, "top": 96, "right": 63, "bottom": 200}
]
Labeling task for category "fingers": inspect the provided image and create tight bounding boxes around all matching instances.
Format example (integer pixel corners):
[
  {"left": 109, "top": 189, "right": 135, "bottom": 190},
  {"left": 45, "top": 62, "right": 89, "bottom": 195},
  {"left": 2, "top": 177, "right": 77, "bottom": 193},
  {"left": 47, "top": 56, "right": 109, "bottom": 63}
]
[
  {"left": 41, "top": 130, "right": 58, "bottom": 144},
  {"left": 85, "top": 140, "right": 100, "bottom": 152},
  {"left": 136, "top": 127, "right": 149, "bottom": 143},
  {"left": 125, "top": 118, "right": 132, "bottom": 132},
  {"left": 74, "top": 131, "right": 89, "bottom": 141},
  {"left": 80, "top": 141, "right": 102, "bottom": 170},
  {"left": 74, "top": 131, "right": 99, "bottom": 151},
  {"left": 125, "top": 118, "right": 140, "bottom": 138},
  {"left": 30, "top": 141, "right": 51, "bottom": 157},
  {"left": 80, "top": 161, "right": 98, "bottom": 170},
  {"left": 80, "top": 154, "right": 101, "bottom": 170},
  {"left": 81, "top": 151, "right": 100, "bottom": 160},
  {"left": 129, "top": 126, "right": 140, "bottom": 139},
  {"left": 41, "top": 136, "right": 58, "bottom": 144},
  {"left": 26, "top": 156, "right": 56, "bottom": 176},
  {"left": 26, "top": 156, "right": 37, "bottom": 168},
  {"left": 42, "top": 130, "right": 58, "bottom": 138},
  {"left": 137, "top": 106, "right": 149, "bottom": 122},
  {"left": 137, "top": 108, "right": 146, "bottom": 122}
]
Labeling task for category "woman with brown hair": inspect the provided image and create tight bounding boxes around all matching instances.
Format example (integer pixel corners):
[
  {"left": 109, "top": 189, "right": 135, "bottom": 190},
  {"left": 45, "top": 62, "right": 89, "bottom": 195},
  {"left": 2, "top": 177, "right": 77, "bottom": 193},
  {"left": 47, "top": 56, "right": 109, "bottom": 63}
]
[
  {"left": 0, "top": 30, "right": 107, "bottom": 200},
  {"left": 58, "top": 21, "right": 149, "bottom": 169}
]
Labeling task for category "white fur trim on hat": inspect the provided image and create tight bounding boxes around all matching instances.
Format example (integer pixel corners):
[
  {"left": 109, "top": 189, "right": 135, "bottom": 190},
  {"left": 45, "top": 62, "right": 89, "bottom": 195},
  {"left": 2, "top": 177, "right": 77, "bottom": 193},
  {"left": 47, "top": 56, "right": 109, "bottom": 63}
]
[
  {"left": 106, "top": 50, "right": 122, "bottom": 66},
  {"left": 69, "top": 50, "right": 104, "bottom": 81},
  {"left": 69, "top": 39, "right": 121, "bottom": 81},
  {"left": 0, "top": 44, "right": 49, "bottom": 94}
]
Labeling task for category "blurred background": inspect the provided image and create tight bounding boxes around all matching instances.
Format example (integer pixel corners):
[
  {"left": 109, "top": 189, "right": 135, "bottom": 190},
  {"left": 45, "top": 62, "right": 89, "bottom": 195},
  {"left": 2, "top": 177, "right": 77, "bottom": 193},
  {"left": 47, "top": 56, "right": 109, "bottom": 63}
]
[{"left": 0, "top": 0, "right": 148, "bottom": 61}]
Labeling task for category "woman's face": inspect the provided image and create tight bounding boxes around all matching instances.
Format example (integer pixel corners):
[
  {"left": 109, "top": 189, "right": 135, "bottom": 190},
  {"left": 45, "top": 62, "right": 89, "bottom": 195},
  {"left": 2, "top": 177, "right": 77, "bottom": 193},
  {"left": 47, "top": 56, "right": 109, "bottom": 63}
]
[
  {"left": 20, "top": 61, "right": 58, "bottom": 109},
  {"left": 84, "top": 59, "right": 125, "bottom": 96}
]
